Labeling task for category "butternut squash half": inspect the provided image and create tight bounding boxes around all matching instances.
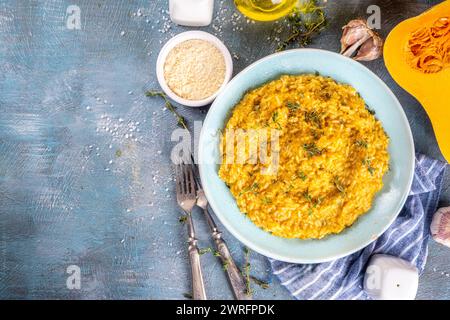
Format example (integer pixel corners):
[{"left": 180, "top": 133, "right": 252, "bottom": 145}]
[{"left": 384, "top": 0, "right": 450, "bottom": 162}]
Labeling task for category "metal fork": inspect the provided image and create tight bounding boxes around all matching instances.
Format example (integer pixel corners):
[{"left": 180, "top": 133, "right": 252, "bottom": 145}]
[
  {"left": 175, "top": 162, "right": 207, "bottom": 300},
  {"left": 191, "top": 158, "right": 251, "bottom": 300}
]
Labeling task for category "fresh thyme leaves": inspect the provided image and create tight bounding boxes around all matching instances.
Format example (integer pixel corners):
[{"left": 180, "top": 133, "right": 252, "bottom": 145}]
[
  {"left": 355, "top": 140, "right": 368, "bottom": 148},
  {"left": 276, "top": 0, "right": 327, "bottom": 51},
  {"left": 313, "top": 197, "right": 323, "bottom": 208},
  {"left": 239, "top": 182, "right": 259, "bottom": 196},
  {"left": 297, "top": 171, "right": 307, "bottom": 181},
  {"left": 365, "top": 105, "right": 376, "bottom": 115},
  {"left": 178, "top": 215, "right": 187, "bottom": 224},
  {"left": 362, "top": 158, "right": 376, "bottom": 175},
  {"left": 287, "top": 101, "right": 300, "bottom": 110},
  {"left": 272, "top": 111, "right": 278, "bottom": 122},
  {"left": 303, "top": 191, "right": 313, "bottom": 203},
  {"left": 284, "top": 183, "right": 294, "bottom": 193},
  {"left": 333, "top": 176, "right": 346, "bottom": 195},
  {"left": 213, "top": 250, "right": 221, "bottom": 257},
  {"left": 311, "top": 129, "right": 322, "bottom": 140},
  {"left": 183, "top": 292, "right": 193, "bottom": 299},
  {"left": 115, "top": 149, "right": 122, "bottom": 157},
  {"left": 198, "top": 247, "right": 212, "bottom": 255},
  {"left": 222, "top": 259, "right": 230, "bottom": 271},
  {"left": 250, "top": 276, "right": 270, "bottom": 289},
  {"left": 304, "top": 110, "right": 322, "bottom": 128},
  {"left": 303, "top": 142, "right": 323, "bottom": 157},
  {"left": 303, "top": 191, "right": 321, "bottom": 210},
  {"left": 145, "top": 90, "right": 188, "bottom": 129},
  {"left": 272, "top": 111, "right": 282, "bottom": 129},
  {"left": 243, "top": 247, "right": 253, "bottom": 296}
]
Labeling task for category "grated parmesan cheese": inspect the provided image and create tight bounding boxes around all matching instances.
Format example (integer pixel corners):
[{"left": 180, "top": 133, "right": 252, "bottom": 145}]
[{"left": 163, "top": 39, "right": 226, "bottom": 100}]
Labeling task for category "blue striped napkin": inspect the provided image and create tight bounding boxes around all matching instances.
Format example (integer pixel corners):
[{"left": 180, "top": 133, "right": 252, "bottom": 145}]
[{"left": 270, "top": 153, "right": 447, "bottom": 300}]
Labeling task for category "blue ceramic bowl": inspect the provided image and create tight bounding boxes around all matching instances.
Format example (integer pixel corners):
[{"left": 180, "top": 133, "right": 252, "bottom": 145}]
[{"left": 198, "top": 49, "right": 414, "bottom": 263}]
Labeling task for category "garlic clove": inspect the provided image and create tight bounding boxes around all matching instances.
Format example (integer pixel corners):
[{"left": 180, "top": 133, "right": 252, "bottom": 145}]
[
  {"left": 430, "top": 207, "right": 450, "bottom": 248},
  {"left": 340, "top": 19, "right": 384, "bottom": 61},
  {"left": 341, "top": 32, "right": 372, "bottom": 58},
  {"left": 354, "top": 30, "right": 384, "bottom": 61},
  {"left": 340, "top": 19, "right": 370, "bottom": 53}
]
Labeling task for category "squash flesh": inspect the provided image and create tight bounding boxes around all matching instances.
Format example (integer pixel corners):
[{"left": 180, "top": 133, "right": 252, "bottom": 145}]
[{"left": 384, "top": 0, "right": 450, "bottom": 162}]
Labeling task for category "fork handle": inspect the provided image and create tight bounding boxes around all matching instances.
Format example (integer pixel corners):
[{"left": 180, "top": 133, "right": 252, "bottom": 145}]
[
  {"left": 201, "top": 206, "right": 251, "bottom": 300},
  {"left": 187, "top": 215, "right": 207, "bottom": 300},
  {"left": 213, "top": 231, "right": 252, "bottom": 300}
]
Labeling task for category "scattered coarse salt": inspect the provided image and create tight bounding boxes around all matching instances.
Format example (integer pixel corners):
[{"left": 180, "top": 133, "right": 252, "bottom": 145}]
[{"left": 163, "top": 39, "right": 226, "bottom": 101}]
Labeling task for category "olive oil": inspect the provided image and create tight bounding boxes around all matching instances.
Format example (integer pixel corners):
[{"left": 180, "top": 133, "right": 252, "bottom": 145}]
[{"left": 234, "top": 0, "right": 298, "bottom": 21}]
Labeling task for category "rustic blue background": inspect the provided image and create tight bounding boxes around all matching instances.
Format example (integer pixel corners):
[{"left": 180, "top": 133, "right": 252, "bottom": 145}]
[{"left": 0, "top": 0, "right": 449, "bottom": 299}]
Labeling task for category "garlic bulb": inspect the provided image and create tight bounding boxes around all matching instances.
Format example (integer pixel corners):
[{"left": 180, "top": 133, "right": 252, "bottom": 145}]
[
  {"left": 430, "top": 207, "right": 450, "bottom": 248},
  {"left": 340, "top": 19, "right": 383, "bottom": 61}
]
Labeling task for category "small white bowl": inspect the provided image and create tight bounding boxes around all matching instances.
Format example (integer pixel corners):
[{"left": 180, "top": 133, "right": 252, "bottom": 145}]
[{"left": 156, "top": 31, "right": 233, "bottom": 107}]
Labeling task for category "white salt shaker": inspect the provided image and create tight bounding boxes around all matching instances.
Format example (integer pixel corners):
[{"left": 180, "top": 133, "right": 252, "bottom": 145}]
[
  {"left": 363, "top": 254, "right": 419, "bottom": 300},
  {"left": 169, "top": 0, "right": 214, "bottom": 27},
  {"left": 430, "top": 207, "right": 450, "bottom": 248}
]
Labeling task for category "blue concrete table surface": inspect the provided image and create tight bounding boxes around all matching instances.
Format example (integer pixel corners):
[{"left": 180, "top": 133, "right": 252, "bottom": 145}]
[{"left": 0, "top": 0, "right": 449, "bottom": 299}]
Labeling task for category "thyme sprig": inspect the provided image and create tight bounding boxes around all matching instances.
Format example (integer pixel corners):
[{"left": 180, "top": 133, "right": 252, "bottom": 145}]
[
  {"left": 243, "top": 247, "right": 253, "bottom": 296},
  {"left": 355, "top": 140, "right": 368, "bottom": 148},
  {"left": 296, "top": 170, "right": 307, "bottom": 181},
  {"left": 362, "top": 157, "right": 376, "bottom": 175},
  {"left": 222, "top": 259, "right": 230, "bottom": 271},
  {"left": 304, "top": 110, "right": 322, "bottom": 128},
  {"left": 178, "top": 215, "right": 187, "bottom": 224},
  {"left": 287, "top": 101, "right": 301, "bottom": 111},
  {"left": 199, "top": 247, "right": 212, "bottom": 255},
  {"left": 272, "top": 111, "right": 282, "bottom": 130},
  {"left": 239, "top": 182, "right": 259, "bottom": 196},
  {"left": 183, "top": 292, "right": 193, "bottom": 299},
  {"left": 145, "top": 90, "right": 188, "bottom": 129},
  {"left": 250, "top": 276, "right": 270, "bottom": 289},
  {"left": 277, "top": 0, "right": 327, "bottom": 51},
  {"left": 303, "top": 142, "right": 323, "bottom": 157}
]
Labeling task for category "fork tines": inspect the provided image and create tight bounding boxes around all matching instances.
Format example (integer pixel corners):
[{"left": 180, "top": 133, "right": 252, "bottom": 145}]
[{"left": 175, "top": 161, "right": 197, "bottom": 208}]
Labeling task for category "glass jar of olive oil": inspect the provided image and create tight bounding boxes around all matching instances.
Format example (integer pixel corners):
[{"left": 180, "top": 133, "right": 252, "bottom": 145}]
[{"left": 234, "top": 0, "right": 298, "bottom": 21}]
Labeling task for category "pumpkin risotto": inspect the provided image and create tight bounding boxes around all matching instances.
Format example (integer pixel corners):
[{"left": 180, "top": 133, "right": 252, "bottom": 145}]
[{"left": 218, "top": 74, "right": 390, "bottom": 239}]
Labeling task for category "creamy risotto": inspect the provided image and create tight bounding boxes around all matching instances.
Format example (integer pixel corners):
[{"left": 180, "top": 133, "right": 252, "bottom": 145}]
[{"left": 218, "top": 74, "right": 389, "bottom": 239}]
